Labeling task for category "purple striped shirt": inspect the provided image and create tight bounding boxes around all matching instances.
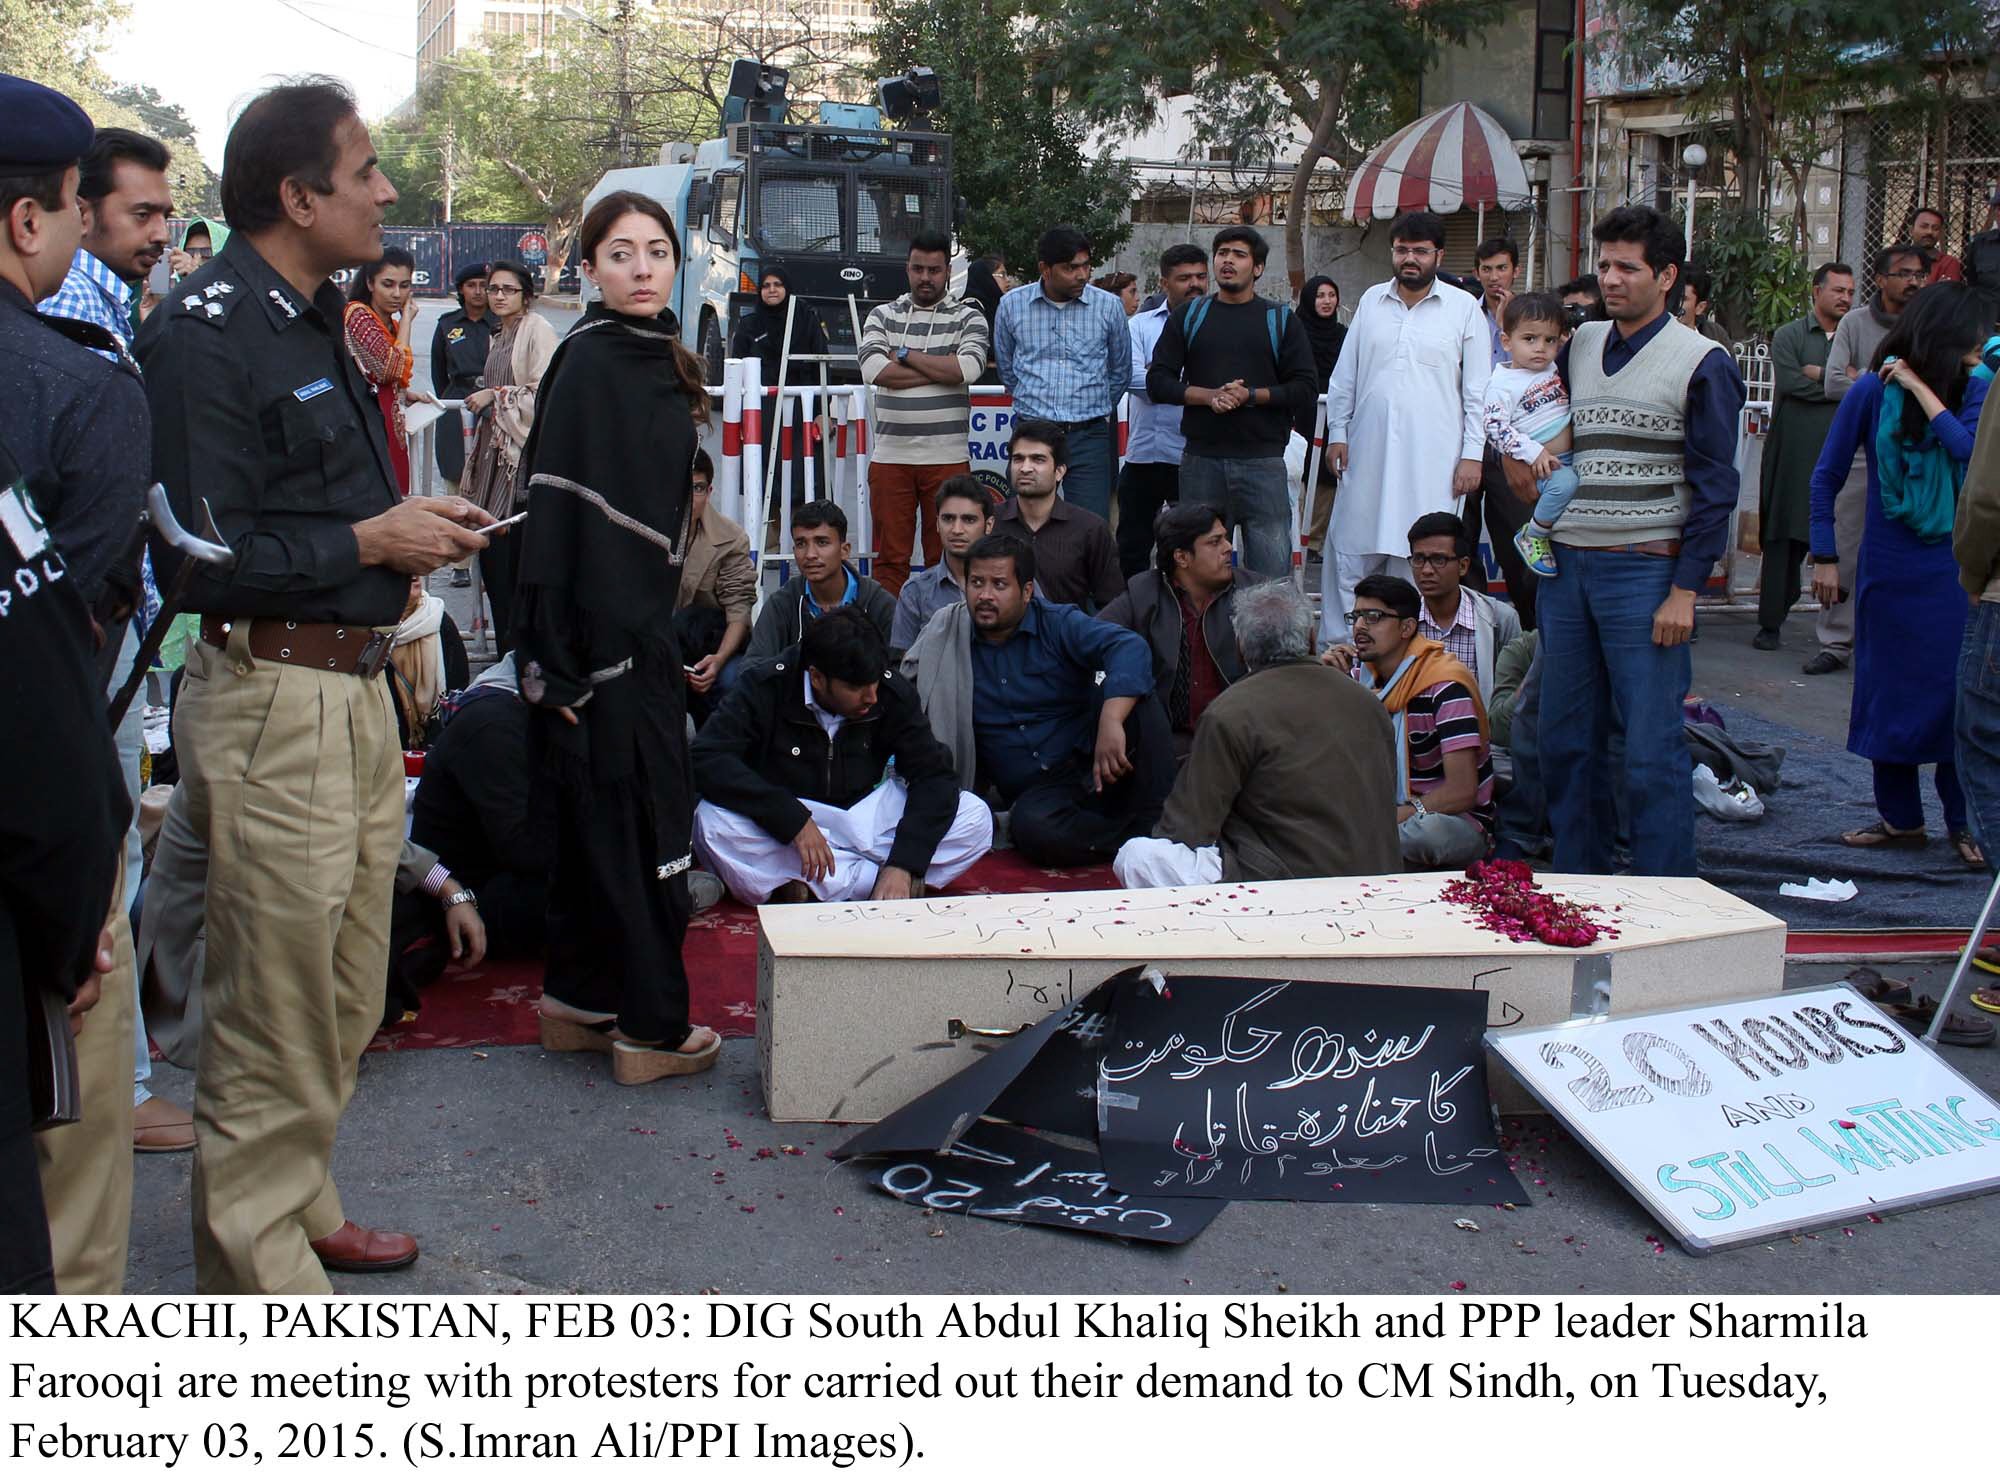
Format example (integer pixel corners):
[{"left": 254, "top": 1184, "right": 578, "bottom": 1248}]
[{"left": 1404, "top": 679, "right": 1495, "bottom": 834}]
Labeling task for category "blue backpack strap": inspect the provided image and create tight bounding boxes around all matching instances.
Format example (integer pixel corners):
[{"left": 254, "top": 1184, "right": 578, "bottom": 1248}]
[
  {"left": 1183, "top": 294, "right": 1214, "bottom": 352},
  {"left": 1266, "top": 302, "right": 1291, "bottom": 364}
]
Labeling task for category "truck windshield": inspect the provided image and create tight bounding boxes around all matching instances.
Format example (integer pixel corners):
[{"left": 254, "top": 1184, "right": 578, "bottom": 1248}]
[{"left": 756, "top": 172, "right": 843, "bottom": 254}]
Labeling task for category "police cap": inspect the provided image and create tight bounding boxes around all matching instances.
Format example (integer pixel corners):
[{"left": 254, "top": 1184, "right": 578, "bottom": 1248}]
[
  {"left": 454, "top": 260, "right": 488, "bottom": 289},
  {"left": 0, "top": 73, "right": 94, "bottom": 173}
]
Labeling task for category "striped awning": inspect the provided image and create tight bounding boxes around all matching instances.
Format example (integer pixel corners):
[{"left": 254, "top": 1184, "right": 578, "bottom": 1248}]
[{"left": 1343, "top": 102, "right": 1532, "bottom": 221}]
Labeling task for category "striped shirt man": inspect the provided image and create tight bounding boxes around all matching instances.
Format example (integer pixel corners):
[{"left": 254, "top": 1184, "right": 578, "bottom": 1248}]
[
  {"left": 1403, "top": 679, "right": 1496, "bottom": 836},
  {"left": 858, "top": 292, "right": 989, "bottom": 465}
]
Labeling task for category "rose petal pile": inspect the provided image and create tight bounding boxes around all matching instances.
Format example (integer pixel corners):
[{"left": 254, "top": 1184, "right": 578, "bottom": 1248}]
[{"left": 1440, "top": 859, "right": 1616, "bottom": 948}]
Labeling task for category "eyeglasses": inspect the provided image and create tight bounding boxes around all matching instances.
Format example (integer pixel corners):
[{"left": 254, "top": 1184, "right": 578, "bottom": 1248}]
[
  {"left": 1391, "top": 246, "right": 1438, "bottom": 260},
  {"left": 1883, "top": 270, "right": 1926, "bottom": 282},
  {"left": 486, "top": 284, "right": 523, "bottom": 297},
  {"left": 1407, "top": 552, "right": 1463, "bottom": 569},
  {"left": 1346, "top": 609, "right": 1402, "bottom": 627},
  {"left": 185, "top": 246, "right": 212, "bottom": 259}
]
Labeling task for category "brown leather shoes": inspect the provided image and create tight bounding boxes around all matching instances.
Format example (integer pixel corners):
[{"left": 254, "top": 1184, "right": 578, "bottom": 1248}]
[
  {"left": 133, "top": 1095, "right": 195, "bottom": 1153},
  {"left": 308, "top": 1221, "right": 419, "bottom": 1273}
]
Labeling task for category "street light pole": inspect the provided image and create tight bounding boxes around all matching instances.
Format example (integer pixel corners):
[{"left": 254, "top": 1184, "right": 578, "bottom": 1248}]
[
  {"left": 615, "top": 0, "right": 634, "bottom": 167},
  {"left": 1681, "top": 142, "right": 1708, "bottom": 259}
]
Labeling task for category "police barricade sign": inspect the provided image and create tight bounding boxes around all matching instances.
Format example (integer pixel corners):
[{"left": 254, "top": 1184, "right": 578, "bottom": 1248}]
[{"left": 1487, "top": 983, "right": 2000, "bottom": 1252}]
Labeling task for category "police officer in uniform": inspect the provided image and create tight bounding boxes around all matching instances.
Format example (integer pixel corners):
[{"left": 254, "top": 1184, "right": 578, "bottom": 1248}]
[
  {"left": 0, "top": 73, "right": 132, "bottom": 1294},
  {"left": 0, "top": 73, "right": 151, "bottom": 1293},
  {"left": 136, "top": 77, "right": 494, "bottom": 1293},
  {"left": 430, "top": 259, "right": 494, "bottom": 488}
]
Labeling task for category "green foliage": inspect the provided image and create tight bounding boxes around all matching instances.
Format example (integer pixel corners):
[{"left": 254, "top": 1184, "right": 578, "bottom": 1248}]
[
  {"left": 387, "top": 15, "right": 715, "bottom": 252},
  {"left": 873, "top": 0, "right": 1131, "bottom": 268},
  {"left": 1024, "top": 0, "right": 1504, "bottom": 285},
  {"left": 1, "top": 0, "right": 221, "bottom": 216},
  {"left": 1685, "top": 206, "right": 1812, "bottom": 340}
]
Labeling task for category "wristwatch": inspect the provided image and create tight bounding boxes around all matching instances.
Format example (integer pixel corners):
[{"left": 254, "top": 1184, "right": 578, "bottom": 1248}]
[
  {"left": 895, "top": 345, "right": 911, "bottom": 363},
  {"left": 1408, "top": 796, "right": 1429, "bottom": 818},
  {"left": 443, "top": 888, "right": 477, "bottom": 910}
]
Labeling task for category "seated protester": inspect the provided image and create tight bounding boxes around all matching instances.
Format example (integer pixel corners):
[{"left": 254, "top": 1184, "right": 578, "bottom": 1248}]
[
  {"left": 993, "top": 419, "right": 1123, "bottom": 610},
  {"left": 1097, "top": 501, "right": 1250, "bottom": 759},
  {"left": 891, "top": 473, "right": 995, "bottom": 649},
  {"left": 1340, "top": 574, "right": 1496, "bottom": 869},
  {"left": 406, "top": 654, "right": 550, "bottom": 959},
  {"left": 745, "top": 499, "right": 897, "bottom": 663},
  {"left": 901, "top": 534, "right": 1172, "bottom": 867},
  {"left": 1406, "top": 511, "right": 1520, "bottom": 712},
  {"left": 676, "top": 447, "right": 755, "bottom": 715},
  {"left": 388, "top": 577, "right": 469, "bottom": 750},
  {"left": 692, "top": 607, "right": 992, "bottom": 903},
  {"left": 1487, "top": 629, "right": 1538, "bottom": 751},
  {"left": 1115, "top": 581, "right": 1400, "bottom": 888}
]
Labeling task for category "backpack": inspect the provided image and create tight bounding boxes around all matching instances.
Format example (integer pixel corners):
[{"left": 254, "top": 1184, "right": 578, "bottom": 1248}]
[{"left": 1181, "top": 294, "right": 1294, "bottom": 369}]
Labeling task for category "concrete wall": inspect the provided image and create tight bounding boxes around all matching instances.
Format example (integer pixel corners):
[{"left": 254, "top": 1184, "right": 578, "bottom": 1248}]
[{"left": 1100, "top": 219, "right": 1395, "bottom": 306}]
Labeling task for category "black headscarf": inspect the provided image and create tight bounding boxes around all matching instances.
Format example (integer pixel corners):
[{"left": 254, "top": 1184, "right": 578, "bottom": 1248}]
[
  {"left": 731, "top": 264, "right": 827, "bottom": 385},
  {"left": 1296, "top": 275, "right": 1347, "bottom": 384},
  {"left": 517, "top": 303, "right": 699, "bottom": 649},
  {"left": 1296, "top": 276, "right": 1346, "bottom": 440},
  {"left": 964, "top": 259, "right": 1004, "bottom": 329}
]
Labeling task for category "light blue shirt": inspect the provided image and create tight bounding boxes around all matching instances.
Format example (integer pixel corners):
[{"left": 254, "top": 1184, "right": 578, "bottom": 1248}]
[
  {"left": 991, "top": 280, "right": 1130, "bottom": 422},
  {"left": 40, "top": 248, "right": 135, "bottom": 358},
  {"left": 1123, "top": 301, "right": 1184, "bottom": 465}
]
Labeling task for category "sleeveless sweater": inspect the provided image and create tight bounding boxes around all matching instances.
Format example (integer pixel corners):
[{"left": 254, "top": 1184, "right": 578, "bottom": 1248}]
[{"left": 1557, "top": 316, "right": 1723, "bottom": 547}]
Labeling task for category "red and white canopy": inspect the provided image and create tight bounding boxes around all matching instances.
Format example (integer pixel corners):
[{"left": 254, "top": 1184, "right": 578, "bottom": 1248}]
[{"left": 1343, "top": 102, "right": 1532, "bottom": 221}]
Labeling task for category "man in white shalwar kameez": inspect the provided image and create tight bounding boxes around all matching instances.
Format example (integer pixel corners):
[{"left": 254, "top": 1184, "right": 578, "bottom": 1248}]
[{"left": 1319, "top": 210, "right": 1491, "bottom": 640}]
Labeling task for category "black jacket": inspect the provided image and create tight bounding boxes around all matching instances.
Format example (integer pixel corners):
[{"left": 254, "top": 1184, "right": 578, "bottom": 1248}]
[
  {"left": 1097, "top": 570, "right": 1251, "bottom": 718},
  {"left": 1965, "top": 228, "right": 2000, "bottom": 319},
  {"left": 692, "top": 644, "right": 962, "bottom": 875},
  {"left": 744, "top": 566, "right": 898, "bottom": 663}
]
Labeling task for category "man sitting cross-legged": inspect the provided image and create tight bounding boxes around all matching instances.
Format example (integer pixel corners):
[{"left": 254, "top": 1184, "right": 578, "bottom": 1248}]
[
  {"left": 692, "top": 606, "right": 992, "bottom": 903},
  {"left": 1332, "top": 574, "right": 1496, "bottom": 869},
  {"left": 1115, "top": 580, "right": 1401, "bottom": 887},
  {"left": 901, "top": 533, "right": 1173, "bottom": 867}
]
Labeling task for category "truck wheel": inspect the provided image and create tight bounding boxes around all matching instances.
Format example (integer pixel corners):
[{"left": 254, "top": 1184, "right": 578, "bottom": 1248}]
[{"left": 700, "top": 314, "right": 725, "bottom": 386}]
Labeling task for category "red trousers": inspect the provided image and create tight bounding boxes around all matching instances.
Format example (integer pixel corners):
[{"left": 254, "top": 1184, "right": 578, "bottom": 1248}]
[{"left": 868, "top": 461, "right": 965, "bottom": 597}]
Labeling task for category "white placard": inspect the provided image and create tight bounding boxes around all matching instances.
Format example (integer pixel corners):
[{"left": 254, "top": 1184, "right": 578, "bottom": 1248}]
[{"left": 1486, "top": 984, "right": 2000, "bottom": 1253}]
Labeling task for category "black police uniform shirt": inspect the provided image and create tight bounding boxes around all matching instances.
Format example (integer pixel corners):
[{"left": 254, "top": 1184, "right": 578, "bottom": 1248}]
[
  {"left": 430, "top": 306, "right": 495, "bottom": 396},
  {"left": 133, "top": 234, "right": 407, "bottom": 627},
  {"left": 0, "top": 279, "right": 150, "bottom": 609}
]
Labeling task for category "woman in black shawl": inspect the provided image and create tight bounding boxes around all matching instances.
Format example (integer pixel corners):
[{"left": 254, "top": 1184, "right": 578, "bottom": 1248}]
[
  {"left": 731, "top": 264, "right": 828, "bottom": 508},
  {"left": 1295, "top": 275, "right": 1346, "bottom": 557},
  {"left": 515, "top": 189, "right": 721, "bottom": 1084}
]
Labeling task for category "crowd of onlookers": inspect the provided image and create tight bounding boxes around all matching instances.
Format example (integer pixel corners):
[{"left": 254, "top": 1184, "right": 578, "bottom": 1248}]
[{"left": 15, "top": 52, "right": 2000, "bottom": 1302}]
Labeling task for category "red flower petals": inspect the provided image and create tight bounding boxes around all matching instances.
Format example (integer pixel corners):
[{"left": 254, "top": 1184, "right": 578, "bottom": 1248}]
[{"left": 1440, "top": 860, "right": 1617, "bottom": 948}]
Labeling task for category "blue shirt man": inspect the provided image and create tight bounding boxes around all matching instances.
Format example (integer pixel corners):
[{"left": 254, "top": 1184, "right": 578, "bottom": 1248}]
[
  {"left": 957, "top": 533, "right": 1173, "bottom": 867},
  {"left": 991, "top": 226, "right": 1130, "bottom": 523}
]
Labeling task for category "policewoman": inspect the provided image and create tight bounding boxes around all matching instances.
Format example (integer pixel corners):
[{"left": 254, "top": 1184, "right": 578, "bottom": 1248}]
[
  {"left": 429, "top": 259, "right": 495, "bottom": 487},
  {"left": 136, "top": 79, "right": 494, "bottom": 1293}
]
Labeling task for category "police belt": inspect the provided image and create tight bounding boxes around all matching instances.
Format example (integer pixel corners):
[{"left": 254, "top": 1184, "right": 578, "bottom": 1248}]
[{"left": 200, "top": 615, "right": 395, "bottom": 678}]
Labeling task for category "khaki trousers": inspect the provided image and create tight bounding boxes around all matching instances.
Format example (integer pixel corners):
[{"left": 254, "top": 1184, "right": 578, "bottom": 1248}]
[
  {"left": 178, "top": 629, "right": 401, "bottom": 1294},
  {"left": 34, "top": 863, "right": 134, "bottom": 1293}
]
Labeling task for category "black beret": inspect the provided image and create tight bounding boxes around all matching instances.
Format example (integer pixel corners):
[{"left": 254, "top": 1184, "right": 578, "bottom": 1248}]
[
  {"left": 0, "top": 73, "right": 94, "bottom": 173},
  {"left": 454, "top": 261, "right": 488, "bottom": 288}
]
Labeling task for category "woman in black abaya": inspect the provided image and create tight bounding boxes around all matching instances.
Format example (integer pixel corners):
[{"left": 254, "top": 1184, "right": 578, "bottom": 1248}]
[
  {"left": 731, "top": 264, "right": 829, "bottom": 510},
  {"left": 515, "top": 189, "right": 720, "bottom": 1084},
  {"left": 1295, "top": 275, "right": 1346, "bottom": 559}
]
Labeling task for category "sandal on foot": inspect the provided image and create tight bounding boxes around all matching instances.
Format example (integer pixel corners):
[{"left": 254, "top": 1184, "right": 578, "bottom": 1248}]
[
  {"left": 1840, "top": 821, "right": 1928, "bottom": 849},
  {"left": 1971, "top": 987, "right": 2000, "bottom": 1016},
  {"left": 539, "top": 996, "right": 617, "bottom": 1054},
  {"left": 1890, "top": 996, "right": 1996, "bottom": 1047},
  {"left": 612, "top": 1027, "right": 721, "bottom": 1084},
  {"left": 1950, "top": 829, "right": 1986, "bottom": 870},
  {"left": 1973, "top": 946, "right": 2000, "bottom": 977},
  {"left": 1844, "top": 967, "right": 1913, "bottom": 1008}
]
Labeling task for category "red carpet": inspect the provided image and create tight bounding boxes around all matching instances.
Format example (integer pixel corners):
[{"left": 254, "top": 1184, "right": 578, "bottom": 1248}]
[{"left": 368, "top": 852, "right": 1115, "bottom": 1053}]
